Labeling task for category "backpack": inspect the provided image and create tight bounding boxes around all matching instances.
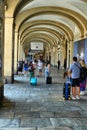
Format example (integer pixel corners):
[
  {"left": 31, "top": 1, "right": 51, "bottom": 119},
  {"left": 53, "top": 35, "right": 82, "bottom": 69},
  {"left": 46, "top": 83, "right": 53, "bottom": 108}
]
[
  {"left": 74, "top": 63, "right": 87, "bottom": 82},
  {"left": 79, "top": 67, "right": 87, "bottom": 82},
  {"left": 28, "top": 64, "right": 34, "bottom": 72}
]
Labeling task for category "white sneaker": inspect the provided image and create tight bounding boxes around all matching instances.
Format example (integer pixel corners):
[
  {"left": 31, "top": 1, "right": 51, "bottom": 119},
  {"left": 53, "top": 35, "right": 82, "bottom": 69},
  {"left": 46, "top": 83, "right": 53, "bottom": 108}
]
[
  {"left": 72, "top": 96, "right": 76, "bottom": 100},
  {"left": 80, "top": 91, "right": 85, "bottom": 96},
  {"left": 76, "top": 96, "right": 80, "bottom": 100}
]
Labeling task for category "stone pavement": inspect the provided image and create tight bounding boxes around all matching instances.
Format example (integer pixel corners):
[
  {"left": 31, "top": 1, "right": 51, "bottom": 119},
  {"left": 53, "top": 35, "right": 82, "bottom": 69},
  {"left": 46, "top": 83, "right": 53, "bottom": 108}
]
[{"left": 0, "top": 67, "right": 87, "bottom": 130}]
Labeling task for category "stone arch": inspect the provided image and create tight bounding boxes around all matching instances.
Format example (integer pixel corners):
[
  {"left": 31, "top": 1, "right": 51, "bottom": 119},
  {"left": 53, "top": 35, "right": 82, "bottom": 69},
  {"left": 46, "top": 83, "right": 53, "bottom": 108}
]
[{"left": 14, "top": 7, "right": 86, "bottom": 37}]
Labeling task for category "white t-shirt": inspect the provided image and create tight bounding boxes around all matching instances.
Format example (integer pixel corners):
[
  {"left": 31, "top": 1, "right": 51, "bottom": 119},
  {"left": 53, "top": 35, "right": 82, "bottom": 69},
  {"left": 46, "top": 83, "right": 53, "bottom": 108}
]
[{"left": 38, "top": 61, "right": 43, "bottom": 70}]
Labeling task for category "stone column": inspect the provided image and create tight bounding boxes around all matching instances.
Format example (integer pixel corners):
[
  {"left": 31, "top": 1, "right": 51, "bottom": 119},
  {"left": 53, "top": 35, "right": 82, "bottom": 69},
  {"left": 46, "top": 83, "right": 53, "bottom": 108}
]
[
  {"left": 51, "top": 48, "right": 53, "bottom": 66},
  {"left": 0, "top": 1, "right": 4, "bottom": 100},
  {"left": 55, "top": 48, "right": 58, "bottom": 67},
  {"left": 51, "top": 47, "right": 56, "bottom": 66},
  {"left": 14, "top": 31, "right": 18, "bottom": 74},
  {"left": 70, "top": 41, "right": 74, "bottom": 64},
  {"left": 60, "top": 42, "right": 65, "bottom": 68},
  {"left": 18, "top": 35, "right": 21, "bottom": 60},
  {"left": 67, "top": 41, "right": 70, "bottom": 67},
  {"left": 4, "top": 17, "right": 14, "bottom": 83}
]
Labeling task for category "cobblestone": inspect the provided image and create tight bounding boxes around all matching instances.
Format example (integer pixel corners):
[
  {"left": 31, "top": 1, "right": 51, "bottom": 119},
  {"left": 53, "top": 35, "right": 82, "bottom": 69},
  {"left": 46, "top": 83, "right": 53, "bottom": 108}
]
[{"left": 0, "top": 67, "right": 87, "bottom": 129}]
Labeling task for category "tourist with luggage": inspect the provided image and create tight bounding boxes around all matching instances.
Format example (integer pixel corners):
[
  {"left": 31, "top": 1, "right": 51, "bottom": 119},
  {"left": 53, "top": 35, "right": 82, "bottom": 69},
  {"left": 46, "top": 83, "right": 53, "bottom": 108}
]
[
  {"left": 68, "top": 56, "right": 81, "bottom": 100},
  {"left": 63, "top": 69, "right": 72, "bottom": 100},
  {"left": 45, "top": 60, "right": 51, "bottom": 80},
  {"left": 28, "top": 61, "right": 34, "bottom": 81}
]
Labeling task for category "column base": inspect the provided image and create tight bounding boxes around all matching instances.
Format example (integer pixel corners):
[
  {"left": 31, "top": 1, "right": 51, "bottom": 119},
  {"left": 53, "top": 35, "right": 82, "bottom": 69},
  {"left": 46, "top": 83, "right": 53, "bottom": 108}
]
[
  {"left": 4, "top": 75, "right": 14, "bottom": 84},
  {"left": 0, "top": 85, "right": 4, "bottom": 101}
]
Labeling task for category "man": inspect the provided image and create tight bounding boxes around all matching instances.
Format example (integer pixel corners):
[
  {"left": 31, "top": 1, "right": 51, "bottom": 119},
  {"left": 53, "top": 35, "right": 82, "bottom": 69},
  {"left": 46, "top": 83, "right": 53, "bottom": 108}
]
[
  {"left": 68, "top": 56, "right": 81, "bottom": 100},
  {"left": 57, "top": 60, "right": 60, "bottom": 70}
]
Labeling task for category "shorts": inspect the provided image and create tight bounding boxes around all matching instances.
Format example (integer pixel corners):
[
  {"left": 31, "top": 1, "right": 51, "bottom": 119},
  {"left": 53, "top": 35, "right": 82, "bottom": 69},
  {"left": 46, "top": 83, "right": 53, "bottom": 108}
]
[
  {"left": 24, "top": 67, "right": 28, "bottom": 71},
  {"left": 18, "top": 67, "right": 22, "bottom": 72},
  {"left": 72, "top": 78, "right": 80, "bottom": 87},
  {"left": 38, "top": 69, "right": 42, "bottom": 72}
]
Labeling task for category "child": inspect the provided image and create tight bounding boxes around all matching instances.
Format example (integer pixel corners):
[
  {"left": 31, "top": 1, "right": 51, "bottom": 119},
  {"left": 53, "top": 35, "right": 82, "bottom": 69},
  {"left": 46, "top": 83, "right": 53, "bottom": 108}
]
[{"left": 63, "top": 70, "right": 72, "bottom": 84}]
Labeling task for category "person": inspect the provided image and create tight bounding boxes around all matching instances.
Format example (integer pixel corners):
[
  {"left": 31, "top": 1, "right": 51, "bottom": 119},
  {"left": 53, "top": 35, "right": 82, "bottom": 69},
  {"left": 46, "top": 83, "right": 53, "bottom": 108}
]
[
  {"left": 23, "top": 60, "right": 28, "bottom": 76},
  {"left": 68, "top": 56, "right": 81, "bottom": 100},
  {"left": 28, "top": 61, "right": 34, "bottom": 81},
  {"left": 17, "top": 59, "right": 23, "bottom": 76},
  {"left": 45, "top": 60, "right": 51, "bottom": 80},
  {"left": 63, "top": 68, "right": 72, "bottom": 85},
  {"left": 79, "top": 59, "right": 87, "bottom": 95},
  {"left": 32, "top": 59, "right": 37, "bottom": 76},
  {"left": 64, "top": 58, "right": 67, "bottom": 70},
  {"left": 37, "top": 59, "right": 43, "bottom": 77},
  {"left": 57, "top": 60, "right": 60, "bottom": 70}
]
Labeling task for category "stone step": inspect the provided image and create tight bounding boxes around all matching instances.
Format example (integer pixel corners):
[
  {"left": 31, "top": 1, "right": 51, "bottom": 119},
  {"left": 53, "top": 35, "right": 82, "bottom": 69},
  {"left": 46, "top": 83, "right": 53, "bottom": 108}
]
[{"left": 0, "top": 126, "right": 72, "bottom": 130}]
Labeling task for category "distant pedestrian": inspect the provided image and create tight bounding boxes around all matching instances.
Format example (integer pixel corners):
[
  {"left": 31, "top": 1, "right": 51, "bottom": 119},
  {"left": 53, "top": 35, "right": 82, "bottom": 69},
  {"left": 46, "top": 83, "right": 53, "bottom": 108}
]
[
  {"left": 28, "top": 61, "right": 34, "bottom": 81},
  {"left": 37, "top": 59, "right": 43, "bottom": 77},
  {"left": 32, "top": 59, "right": 37, "bottom": 76},
  {"left": 23, "top": 60, "right": 28, "bottom": 76},
  {"left": 64, "top": 58, "right": 67, "bottom": 70},
  {"left": 57, "top": 60, "right": 60, "bottom": 70},
  {"left": 45, "top": 60, "right": 51, "bottom": 80},
  {"left": 17, "top": 59, "right": 23, "bottom": 76}
]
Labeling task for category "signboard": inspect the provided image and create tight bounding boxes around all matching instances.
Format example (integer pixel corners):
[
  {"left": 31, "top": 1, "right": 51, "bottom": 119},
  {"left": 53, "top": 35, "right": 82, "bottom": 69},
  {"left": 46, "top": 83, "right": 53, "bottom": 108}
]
[{"left": 31, "top": 42, "right": 43, "bottom": 50}]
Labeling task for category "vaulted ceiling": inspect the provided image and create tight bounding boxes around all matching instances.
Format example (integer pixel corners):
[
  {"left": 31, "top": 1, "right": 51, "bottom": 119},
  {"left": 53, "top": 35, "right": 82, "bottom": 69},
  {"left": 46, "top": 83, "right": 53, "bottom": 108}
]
[{"left": 5, "top": 0, "right": 87, "bottom": 51}]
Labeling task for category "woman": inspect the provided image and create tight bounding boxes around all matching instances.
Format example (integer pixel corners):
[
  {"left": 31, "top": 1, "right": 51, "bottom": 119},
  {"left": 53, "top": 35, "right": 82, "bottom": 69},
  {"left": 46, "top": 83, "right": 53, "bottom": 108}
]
[
  {"left": 28, "top": 61, "right": 34, "bottom": 81},
  {"left": 79, "top": 59, "right": 87, "bottom": 95},
  {"left": 23, "top": 60, "right": 28, "bottom": 76},
  {"left": 37, "top": 59, "right": 43, "bottom": 77},
  {"left": 45, "top": 60, "right": 51, "bottom": 80}
]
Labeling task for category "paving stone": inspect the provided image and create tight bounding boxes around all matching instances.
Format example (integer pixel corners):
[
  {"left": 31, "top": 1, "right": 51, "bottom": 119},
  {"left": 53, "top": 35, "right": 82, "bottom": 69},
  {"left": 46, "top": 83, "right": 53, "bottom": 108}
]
[
  {"left": 0, "top": 119, "right": 20, "bottom": 128},
  {"left": 0, "top": 111, "right": 14, "bottom": 118},
  {"left": 37, "top": 126, "right": 73, "bottom": 130},
  {"left": 73, "top": 126, "right": 87, "bottom": 130},
  {"left": 15, "top": 112, "right": 40, "bottom": 118},
  {"left": 50, "top": 118, "right": 78, "bottom": 127},
  {"left": 20, "top": 118, "right": 51, "bottom": 127},
  {"left": 0, "top": 68, "right": 87, "bottom": 129},
  {"left": 40, "top": 112, "right": 54, "bottom": 118},
  {"left": 0, "top": 128, "right": 36, "bottom": 130}
]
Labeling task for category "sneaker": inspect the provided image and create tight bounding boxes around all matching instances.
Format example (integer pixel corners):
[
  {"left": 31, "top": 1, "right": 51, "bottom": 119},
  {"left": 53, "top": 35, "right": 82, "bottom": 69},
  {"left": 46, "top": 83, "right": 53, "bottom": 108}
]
[
  {"left": 71, "top": 96, "right": 76, "bottom": 100},
  {"left": 76, "top": 96, "right": 80, "bottom": 100},
  {"left": 80, "top": 91, "right": 85, "bottom": 96}
]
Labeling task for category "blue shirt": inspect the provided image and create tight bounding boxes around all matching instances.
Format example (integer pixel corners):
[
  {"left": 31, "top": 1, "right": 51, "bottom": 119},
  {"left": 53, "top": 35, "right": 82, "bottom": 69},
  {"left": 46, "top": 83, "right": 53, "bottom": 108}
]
[{"left": 69, "top": 62, "right": 81, "bottom": 79}]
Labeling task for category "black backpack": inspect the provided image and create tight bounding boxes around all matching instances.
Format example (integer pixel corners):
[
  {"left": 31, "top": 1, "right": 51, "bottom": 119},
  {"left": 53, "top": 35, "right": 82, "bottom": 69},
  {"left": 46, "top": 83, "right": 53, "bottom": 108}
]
[
  {"left": 75, "top": 63, "right": 87, "bottom": 82},
  {"left": 29, "top": 64, "right": 34, "bottom": 72},
  {"left": 79, "top": 67, "right": 87, "bottom": 82}
]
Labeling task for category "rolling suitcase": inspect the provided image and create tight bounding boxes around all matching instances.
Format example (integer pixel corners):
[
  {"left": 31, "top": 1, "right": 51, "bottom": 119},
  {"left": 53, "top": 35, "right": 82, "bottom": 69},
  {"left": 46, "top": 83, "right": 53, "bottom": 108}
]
[
  {"left": 63, "top": 81, "right": 71, "bottom": 100},
  {"left": 46, "top": 76, "right": 52, "bottom": 84},
  {"left": 30, "top": 77, "right": 37, "bottom": 86}
]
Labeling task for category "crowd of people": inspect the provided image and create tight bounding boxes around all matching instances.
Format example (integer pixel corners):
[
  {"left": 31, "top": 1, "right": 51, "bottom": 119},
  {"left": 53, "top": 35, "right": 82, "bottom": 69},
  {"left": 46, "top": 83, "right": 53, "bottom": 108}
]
[
  {"left": 17, "top": 58, "right": 51, "bottom": 80},
  {"left": 17, "top": 56, "right": 87, "bottom": 100}
]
